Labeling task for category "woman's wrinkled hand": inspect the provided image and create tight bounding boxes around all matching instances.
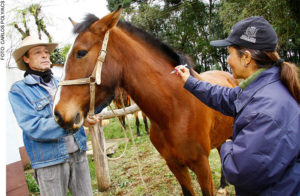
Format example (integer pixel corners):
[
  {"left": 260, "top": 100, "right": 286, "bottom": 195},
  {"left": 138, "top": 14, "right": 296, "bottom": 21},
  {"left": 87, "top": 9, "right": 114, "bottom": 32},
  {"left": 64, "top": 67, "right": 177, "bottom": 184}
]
[{"left": 174, "top": 65, "right": 191, "bottom": 83}]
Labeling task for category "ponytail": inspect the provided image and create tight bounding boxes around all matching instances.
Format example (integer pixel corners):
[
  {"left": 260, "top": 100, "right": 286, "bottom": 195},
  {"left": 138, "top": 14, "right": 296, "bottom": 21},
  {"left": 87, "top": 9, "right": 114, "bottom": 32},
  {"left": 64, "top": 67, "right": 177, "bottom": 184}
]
[
  {"left": 266, "top": 52, "right": 300, "bottom": 104},
  {"left": 233, "top": 46, "right": 300, "bottom": 103}
]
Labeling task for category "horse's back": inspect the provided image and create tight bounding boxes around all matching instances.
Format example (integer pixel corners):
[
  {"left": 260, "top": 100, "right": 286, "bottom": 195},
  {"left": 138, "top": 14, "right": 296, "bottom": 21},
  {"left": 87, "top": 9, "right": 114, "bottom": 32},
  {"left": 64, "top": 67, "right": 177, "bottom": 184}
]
[{"left": 195, "top": 70, "right": 238, "bottom": 88}]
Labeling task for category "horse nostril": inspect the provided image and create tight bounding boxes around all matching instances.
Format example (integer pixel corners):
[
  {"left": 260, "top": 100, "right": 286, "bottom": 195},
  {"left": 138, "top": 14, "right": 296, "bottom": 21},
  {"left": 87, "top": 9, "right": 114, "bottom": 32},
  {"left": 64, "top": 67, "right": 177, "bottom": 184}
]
[
  {"left": 74, "top": 112, "right": 81, "bottom": 125},
  {"left": 54, "top": 111, "right": 63, "bottom": 125}
]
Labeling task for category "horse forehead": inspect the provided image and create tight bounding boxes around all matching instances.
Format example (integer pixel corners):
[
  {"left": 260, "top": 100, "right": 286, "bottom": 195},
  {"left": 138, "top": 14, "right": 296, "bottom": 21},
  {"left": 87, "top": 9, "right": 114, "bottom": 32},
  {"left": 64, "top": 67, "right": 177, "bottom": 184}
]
[{"left": 74, "top": 31, "right": 99, "bottom": 48}]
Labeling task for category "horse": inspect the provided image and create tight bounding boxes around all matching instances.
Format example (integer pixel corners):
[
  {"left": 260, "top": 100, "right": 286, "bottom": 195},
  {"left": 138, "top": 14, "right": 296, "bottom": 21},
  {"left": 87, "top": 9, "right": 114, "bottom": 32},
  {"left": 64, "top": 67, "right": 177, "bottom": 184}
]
[
  {"left": 53, "top": 7, "right": 238, "bottom": 196},
  {"left": 113, "top": 88, "right": 149, "bottom": 136}
]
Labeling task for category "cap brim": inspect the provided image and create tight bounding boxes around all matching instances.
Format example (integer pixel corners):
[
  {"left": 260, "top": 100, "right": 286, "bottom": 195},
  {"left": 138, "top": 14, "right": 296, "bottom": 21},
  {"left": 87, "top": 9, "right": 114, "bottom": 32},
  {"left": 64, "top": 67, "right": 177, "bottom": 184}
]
[{"left": 210, "top": 39, "right": 233, "bottom": 47}]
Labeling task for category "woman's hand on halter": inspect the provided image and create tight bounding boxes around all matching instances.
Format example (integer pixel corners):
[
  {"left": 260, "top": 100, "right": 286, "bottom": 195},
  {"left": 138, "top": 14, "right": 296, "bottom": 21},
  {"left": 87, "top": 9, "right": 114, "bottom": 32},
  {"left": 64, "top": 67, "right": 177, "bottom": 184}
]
[{"left": 175, "top": 65, "right": 191, "bottom": 83}]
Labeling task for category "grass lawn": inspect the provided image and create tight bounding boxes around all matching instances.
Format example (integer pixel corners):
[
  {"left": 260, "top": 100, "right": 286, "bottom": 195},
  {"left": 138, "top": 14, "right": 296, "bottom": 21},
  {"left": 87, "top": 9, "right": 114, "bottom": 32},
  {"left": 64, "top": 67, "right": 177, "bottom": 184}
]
[{"left": 25, "top": 116, "right": 235, "bottom": 195}]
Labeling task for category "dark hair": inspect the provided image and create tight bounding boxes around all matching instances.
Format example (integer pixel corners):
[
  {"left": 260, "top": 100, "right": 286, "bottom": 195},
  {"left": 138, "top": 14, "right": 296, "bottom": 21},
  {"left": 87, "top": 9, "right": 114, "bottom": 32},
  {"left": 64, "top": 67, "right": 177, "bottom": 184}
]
[
  {"left": 23, "top": 51, "right": 30, "bottom": 70},
  {"left": 233, "top": 45, "right": 300, "bottom": 103}
]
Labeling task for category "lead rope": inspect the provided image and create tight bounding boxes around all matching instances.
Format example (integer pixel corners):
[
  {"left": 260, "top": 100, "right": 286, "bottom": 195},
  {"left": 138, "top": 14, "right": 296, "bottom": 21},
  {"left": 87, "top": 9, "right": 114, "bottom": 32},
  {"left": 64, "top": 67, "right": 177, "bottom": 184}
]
[
  {"left": 102, "top": 103, "right": 149, "bottom": 192},
  {"left": 92, "top": 102, "right": 149, "bottom": 191},
  {"left": 105, "top": 103, "right": 129, "bottom": 161},
  {"left": 117, "top": 88, "right": 148, "bottom": 192}
]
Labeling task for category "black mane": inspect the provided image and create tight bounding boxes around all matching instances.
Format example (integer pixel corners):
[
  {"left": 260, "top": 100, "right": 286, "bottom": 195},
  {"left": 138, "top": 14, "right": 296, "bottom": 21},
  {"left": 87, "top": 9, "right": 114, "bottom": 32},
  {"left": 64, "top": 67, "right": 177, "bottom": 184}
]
[
  {"left": 117, "top": 21, "right": 194, "bottom": 69},
  {"left": 73, "top": 14, "right": 194, "bottom": 70},
  {"left": 73, "top": 14, "right": 99, "bottom": 34}
]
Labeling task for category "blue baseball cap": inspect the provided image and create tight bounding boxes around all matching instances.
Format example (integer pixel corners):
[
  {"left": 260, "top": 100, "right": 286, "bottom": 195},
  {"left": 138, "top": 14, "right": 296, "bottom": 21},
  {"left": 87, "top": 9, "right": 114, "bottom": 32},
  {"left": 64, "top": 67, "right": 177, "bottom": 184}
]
[{"left": 210, "top": 16, "right": 278, "bottom": 51}]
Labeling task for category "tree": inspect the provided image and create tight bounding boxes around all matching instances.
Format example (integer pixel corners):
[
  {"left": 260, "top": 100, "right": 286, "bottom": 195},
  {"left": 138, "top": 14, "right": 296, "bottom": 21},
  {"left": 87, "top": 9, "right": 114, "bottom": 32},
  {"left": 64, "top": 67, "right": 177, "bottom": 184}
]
[
  {"left": 107, "top": 0, "right": 229, "bottom": 72},
  {"left": 107, "top": 0, "right": 299, "bottom": 73},
  {"left": 8, "top": 4, "right": 65, "bottom": 66},
  {"left": 218, "top": 0, "right": 300, "bottom": 64}
]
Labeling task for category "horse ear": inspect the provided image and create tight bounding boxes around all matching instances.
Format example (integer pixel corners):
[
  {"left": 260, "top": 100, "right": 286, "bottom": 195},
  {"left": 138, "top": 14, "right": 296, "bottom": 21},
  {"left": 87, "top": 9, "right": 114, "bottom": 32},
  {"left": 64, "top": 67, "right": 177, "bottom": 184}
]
[
  {"left": 91, "top": 5, "right": 122, "bottom": 34},
  {"left": 68, "top": 17, "right": 78, "bottom": 26}
]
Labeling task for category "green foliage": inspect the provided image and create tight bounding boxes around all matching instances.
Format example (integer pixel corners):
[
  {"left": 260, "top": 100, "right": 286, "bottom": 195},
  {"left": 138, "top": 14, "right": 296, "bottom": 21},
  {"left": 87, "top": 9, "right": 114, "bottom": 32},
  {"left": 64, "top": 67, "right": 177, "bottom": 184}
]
[
  {"left": 50, "top": 44, "right": 71, "bottom": 66},
  {"left": 107, "top": 0, "right": 299, "bottom": 71},
  {"left": 219, "top": 0, "right": 300, "bottom": 64},
  {"left": 10, "top": 3, "right": 69, "bottom": 65},
  {"left": 107, "top": 0, "right": 230, "bottom": 72},
  {"left": 107, "top": 0, "right": 146, "bottom": 11},
  {"left": 25, "top": 172, "right": 39, "bottom": 194},
  {"left": 61, "top": 44, "right": 71, "bottom": 58},
  {"left": 50, "top": 48, "right": 65, "bottom": 65}
]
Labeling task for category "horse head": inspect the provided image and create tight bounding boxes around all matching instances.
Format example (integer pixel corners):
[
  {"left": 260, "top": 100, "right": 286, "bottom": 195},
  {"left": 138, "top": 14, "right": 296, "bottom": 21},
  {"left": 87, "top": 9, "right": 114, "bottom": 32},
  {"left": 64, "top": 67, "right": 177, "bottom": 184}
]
[{"left": 54, "top": 7, "right": 122, "bottom": 130}]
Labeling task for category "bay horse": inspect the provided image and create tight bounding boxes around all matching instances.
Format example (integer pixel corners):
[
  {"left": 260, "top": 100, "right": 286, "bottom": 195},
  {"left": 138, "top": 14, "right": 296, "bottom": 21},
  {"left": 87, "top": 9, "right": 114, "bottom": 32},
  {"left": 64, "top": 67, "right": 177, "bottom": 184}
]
[
  {"left": 54, "top": 7, "right": 237, "bottom": 196},
  {"left": 113, "top": 88, "right": 149, "bottom": 136}
]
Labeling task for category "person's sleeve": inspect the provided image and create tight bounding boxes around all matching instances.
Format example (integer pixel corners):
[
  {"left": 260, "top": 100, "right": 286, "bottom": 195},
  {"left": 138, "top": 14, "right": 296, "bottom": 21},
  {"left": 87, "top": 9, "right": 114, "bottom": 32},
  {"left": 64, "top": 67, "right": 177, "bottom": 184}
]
[
  {"left": 220, "top": 113, "right": 298, "bottom": 192},
  {"left": 184, "top": 76, "right": 240, "bottom": 116},
  {"left": 8, "top": 87, "right": 69, "bottom": 142}
]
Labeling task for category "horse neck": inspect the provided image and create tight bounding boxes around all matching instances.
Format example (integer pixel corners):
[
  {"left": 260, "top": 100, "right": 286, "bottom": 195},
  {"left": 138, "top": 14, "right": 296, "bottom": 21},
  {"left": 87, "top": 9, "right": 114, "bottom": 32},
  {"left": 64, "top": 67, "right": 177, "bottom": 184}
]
[{"left": 110, "top": 28, "right": 180, "bottom": 124}]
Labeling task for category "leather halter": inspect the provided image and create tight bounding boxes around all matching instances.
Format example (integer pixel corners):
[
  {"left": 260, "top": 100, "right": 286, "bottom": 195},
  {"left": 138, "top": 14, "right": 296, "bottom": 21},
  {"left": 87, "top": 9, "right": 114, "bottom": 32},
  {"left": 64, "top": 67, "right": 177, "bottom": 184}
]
[{"left": 58, "top": 31, "right": 110, "bottom": 116}]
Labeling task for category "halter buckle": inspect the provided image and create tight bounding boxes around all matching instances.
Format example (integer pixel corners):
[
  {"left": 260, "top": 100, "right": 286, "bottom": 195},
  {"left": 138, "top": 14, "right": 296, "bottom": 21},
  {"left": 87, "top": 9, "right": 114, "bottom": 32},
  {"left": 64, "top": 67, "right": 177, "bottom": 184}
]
[{"left": 89, "top": 76, "right": 96, "bottom": 83}]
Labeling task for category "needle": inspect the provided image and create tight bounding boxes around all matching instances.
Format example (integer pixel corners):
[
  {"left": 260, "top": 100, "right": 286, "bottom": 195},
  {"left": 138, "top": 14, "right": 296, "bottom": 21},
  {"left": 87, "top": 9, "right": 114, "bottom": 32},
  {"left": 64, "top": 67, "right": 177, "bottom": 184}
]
[{"left": 170, "top": 64, "right": 187, "bottom": 74}]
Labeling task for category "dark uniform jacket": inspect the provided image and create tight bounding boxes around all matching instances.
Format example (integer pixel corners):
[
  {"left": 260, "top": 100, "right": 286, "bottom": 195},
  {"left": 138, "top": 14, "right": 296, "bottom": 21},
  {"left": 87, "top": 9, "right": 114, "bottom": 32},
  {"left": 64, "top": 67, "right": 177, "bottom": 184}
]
[{"left": 184, "top": 66, "right": 300, "bottom": 196}]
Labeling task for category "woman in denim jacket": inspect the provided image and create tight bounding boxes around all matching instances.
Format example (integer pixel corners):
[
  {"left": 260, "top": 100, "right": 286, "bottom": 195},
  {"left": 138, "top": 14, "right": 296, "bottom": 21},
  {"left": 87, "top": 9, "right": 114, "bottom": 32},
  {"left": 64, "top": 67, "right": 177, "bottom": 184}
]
[
  {"left": 9, "top": 36, "right": 94, "bottom": 196},
  {"left": 176, "top": 17, "right": 300, "bottom": 195}
]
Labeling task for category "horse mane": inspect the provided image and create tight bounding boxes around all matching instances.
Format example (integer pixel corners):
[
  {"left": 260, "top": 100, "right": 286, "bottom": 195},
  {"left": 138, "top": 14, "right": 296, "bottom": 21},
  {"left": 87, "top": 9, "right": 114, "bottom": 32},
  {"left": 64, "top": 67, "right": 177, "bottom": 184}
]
[
  {"left": 73, "top": 14, "right": 99, "bottom": 34},
  {"left": 73, "top": 14, "right": 194, "bottom": 72},
  {"left": 117, "top": 21, "right": 194, "bottom": 70}
]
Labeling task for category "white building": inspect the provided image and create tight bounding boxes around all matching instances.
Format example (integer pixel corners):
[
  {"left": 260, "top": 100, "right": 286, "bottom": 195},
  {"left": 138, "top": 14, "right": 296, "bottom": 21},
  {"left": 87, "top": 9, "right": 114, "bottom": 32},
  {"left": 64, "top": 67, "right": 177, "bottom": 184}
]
[{"left": 6, "top": 65, "right": 63, "bottom": 195}]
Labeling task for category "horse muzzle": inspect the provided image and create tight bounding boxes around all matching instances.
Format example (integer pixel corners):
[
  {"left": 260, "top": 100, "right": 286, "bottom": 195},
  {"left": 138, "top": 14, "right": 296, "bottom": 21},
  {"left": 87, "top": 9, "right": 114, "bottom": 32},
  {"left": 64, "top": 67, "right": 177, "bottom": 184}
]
[{"left": 54, "top": 109, "right": 84, "bottom": 130}]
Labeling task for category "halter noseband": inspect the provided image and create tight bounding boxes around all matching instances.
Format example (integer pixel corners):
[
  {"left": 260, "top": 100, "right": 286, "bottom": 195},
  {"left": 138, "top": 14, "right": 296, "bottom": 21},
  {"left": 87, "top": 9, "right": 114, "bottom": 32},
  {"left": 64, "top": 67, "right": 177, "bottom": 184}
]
[{"left": 58, "top": 31, "right": 110, "bottom": 116}]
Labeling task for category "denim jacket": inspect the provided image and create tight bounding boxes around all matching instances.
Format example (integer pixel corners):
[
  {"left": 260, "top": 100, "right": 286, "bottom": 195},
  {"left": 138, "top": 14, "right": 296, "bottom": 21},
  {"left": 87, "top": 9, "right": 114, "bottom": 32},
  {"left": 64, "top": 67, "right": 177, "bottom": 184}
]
[
  {"left": 184, "top": 66, "right": 300, "bottom": 195},
  {"left": 8, "top": 74, "right": 88, "bottom": 169}
]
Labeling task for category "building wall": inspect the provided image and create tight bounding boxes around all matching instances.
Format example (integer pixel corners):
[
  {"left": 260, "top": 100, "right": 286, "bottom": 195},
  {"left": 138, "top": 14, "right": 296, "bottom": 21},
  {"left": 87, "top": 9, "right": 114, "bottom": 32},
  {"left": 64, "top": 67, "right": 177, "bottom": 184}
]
[
  {"left": 6, "top": 68, "right": 24, "bottom": 165},
  {"left": 6, "top": 66, "right": 63, "bottom": 196},
  {"left": 6, "top": 68, "right": 29, "bottom": 196},
  {"left": 6, "top": 66, "right": 63, "bottom": 164}
]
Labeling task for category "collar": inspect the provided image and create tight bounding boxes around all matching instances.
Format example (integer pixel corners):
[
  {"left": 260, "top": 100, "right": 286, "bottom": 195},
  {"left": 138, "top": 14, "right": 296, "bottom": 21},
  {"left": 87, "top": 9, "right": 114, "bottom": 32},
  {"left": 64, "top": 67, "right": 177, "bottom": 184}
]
[
  {"left": 24, "top": 74, "right": 38, "bottom": 85},
  {"left": 24, "top": 74, "right": 58, "bottom": 86},
  {"left": 234, "top": 66, "right": 281, "bottom": 114},
  {"left": 239, "top": 68, "right": 267, "bottom": 90}
]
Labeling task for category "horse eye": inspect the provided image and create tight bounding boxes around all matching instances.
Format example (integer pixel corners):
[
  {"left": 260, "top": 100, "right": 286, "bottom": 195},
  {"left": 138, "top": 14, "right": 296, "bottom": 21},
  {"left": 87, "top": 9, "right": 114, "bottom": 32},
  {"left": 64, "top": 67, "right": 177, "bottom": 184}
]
[{"left": 76, "top": 50, "right": 88, "bottom": 58}]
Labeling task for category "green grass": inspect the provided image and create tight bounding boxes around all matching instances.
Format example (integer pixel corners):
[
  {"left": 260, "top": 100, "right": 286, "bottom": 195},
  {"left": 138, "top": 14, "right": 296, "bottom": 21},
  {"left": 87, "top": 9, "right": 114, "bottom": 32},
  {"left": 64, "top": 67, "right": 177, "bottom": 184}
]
[
  {"left": 25, "top": 172, "right": 39, "bottom": 194},
  {"left": 93, "top": 116, "right": 235, "bottom": 195},
  {"left": 25, "top": 116, "right": 235, "bottom": 195},
  {"left": 25, "top": 171, "right": 72, "bottom": 196}
]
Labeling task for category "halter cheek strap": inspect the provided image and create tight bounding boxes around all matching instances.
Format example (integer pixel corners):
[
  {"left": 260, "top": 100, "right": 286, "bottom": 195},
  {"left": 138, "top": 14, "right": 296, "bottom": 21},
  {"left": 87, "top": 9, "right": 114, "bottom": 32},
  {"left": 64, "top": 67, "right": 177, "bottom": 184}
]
[
  {"left": 95, "top": 31, "right": 110, "bottom": 85},
  {"left": 58, "top": 31, "right": 110, "bottom": 116}
]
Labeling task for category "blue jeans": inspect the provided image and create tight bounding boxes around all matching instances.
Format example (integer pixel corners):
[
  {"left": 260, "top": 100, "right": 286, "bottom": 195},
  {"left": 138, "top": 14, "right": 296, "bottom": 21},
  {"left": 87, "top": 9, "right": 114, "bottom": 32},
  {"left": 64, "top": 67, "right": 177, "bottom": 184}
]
[{"left": 35, "top": 151, "right": 93, "bottom": 196}]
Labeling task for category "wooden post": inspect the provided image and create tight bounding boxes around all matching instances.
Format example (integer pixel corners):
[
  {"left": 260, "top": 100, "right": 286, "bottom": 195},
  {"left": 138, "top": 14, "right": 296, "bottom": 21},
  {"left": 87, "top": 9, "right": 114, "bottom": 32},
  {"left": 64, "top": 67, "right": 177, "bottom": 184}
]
[
  {"left": 89, "top": 104, "right": 140, "bottom": 191},
  {"left": 89, "top": 120, "right": 110, "bottom": 191}
]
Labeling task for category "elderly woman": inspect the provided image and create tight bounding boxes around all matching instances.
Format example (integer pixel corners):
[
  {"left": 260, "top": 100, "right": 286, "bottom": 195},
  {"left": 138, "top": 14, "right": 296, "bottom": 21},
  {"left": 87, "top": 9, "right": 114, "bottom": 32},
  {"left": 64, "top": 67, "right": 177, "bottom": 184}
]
[{"left": 176, "top": 16, "right": 300, "bottom": 195}]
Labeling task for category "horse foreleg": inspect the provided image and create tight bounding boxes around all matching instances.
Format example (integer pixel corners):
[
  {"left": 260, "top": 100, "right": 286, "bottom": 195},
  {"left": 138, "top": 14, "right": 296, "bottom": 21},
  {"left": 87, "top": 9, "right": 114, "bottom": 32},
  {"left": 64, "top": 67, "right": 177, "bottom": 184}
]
[
  {"left": 142, "top": 112, "right": 149, "bottom": 134},
  {"left": 134, "top": 112, "right": 140, "bottom": 136},
  {"left": 150, "top": 124, "right": 194, "bottom": 195},
  {"left": 118, "top": 115, "right": 126, "bottom": 127},
  {"left": 216, "top": 147, "right": 228, "bottom": 196},
  {"left": 217, "top": 147, "right": 228, "bottom": 189},
  {"left": 188, "top": 155, "right": 215, "bottom": 196},
  {"left": 166, "top": 159, "right": 195, "bottom": 196}
]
